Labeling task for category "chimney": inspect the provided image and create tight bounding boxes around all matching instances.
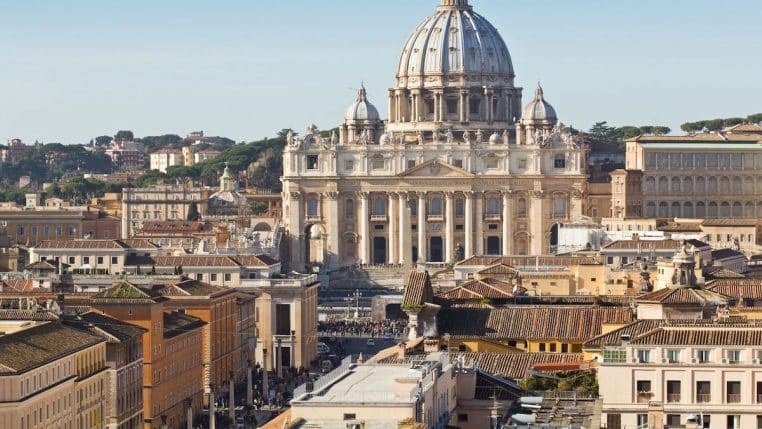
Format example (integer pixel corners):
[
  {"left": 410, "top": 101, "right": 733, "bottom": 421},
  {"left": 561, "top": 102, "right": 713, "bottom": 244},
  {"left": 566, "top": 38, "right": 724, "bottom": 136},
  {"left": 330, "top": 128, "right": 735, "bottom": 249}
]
[{"left": 620, "top": 334, "right": 631, "bottom": 346}]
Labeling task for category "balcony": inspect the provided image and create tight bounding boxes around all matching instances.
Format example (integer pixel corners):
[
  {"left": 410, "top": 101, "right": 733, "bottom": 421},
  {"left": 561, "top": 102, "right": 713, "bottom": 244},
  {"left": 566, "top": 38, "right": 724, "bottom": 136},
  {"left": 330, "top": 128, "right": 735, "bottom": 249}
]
[
  {"left": 696, "top": 394, "right": 711, "bottom": 403},
  {"left": 427, "top": 214, "right": 444, "bottom": 222},
  {"left": 370, "top": 214, "right": 387, "bottom": 222},
  {"left": 666, "top": 393, "right": 681, "bottom": 403},
  {"left": 637, "top": 392, "right": 653, "bottom": 404},
  {"left": 727, "top": 394, "right": 741, "bottom": 403},
  {"left": 484, "top": 213, "right": 501, "bottom": 221}
]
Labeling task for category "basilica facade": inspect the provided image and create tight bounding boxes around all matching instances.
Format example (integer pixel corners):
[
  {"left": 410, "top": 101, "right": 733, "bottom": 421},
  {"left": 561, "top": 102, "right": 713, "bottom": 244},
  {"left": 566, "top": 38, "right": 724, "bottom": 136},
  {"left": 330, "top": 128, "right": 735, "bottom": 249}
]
[{"left": 282, "top": 0, "right": 588, "bottom": 270}]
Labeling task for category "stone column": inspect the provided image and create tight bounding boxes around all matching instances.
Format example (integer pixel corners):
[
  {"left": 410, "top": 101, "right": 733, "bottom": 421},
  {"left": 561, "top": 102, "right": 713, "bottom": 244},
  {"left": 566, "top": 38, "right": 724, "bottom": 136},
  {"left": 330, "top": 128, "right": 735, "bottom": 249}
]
[
  {"left": 465, "top": 93, "right": 471, "bottom": 122},
  {"left": 417, "top": 193, "right": 427, "bottom": 264},
  {"left": 502, "top": 191, "right": 513, "bottom": 255},
  {"left": 388, "top": 89, "right": 395, "bottom": 123},
  {"left": 398, "top": 192, "right": 411, "bottom": 266},
  {"left": 459, "top": 91, "right": 467, "bottom": 123},
  {"left": 229, "top": 372, "right": 235, "bottom": 421},
  {"left": 445, "top": 192, "right": 455, "bottom": 263},
  {"left": 246, "top": 360, "right": 253, "bottom": 406},
  {"left": 388, "top": 193, "right": 397, "bottom": 264},
  {"left": 359, "top": 192, "right": 370, "bottom": 265},
  {"left": 288, "top": 191, "right": 304, "bottom": 271},
  {"left": 209, "top": 387, "right": 216, "bottom": 429},
  {"left": 325, "top": 192, "right": 340, "bottom": 267},
  {"left": 464, "top": 191, "right": 474, "bottom": 258},
  {"left": 261, "top": 349, "right": 268, "bottom": 404},
  {"left": 530, "top": 191, "right": 545, "bottom": 255},
  {"left": 185, "top": 399, "right": 193, "bottom": 429},
  {"left": 570, "top": 190, "right": 584, "bottom": 220},
  {"left": 475, "top": 193, "right": 484, "bottom": 255},
  {"left": 276, "top": 338, "right": 283, "bottom": 379},
  {"left": 484, "top": 87, "right": 493, "bottom": 123}
]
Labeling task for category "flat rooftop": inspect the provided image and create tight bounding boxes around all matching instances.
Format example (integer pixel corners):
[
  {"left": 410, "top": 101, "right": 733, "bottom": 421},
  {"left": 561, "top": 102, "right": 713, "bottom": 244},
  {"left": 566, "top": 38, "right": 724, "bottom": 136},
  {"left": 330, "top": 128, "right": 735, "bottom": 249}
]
[{"left": 294, "top": 364, "right": 421, "bottom": 405}]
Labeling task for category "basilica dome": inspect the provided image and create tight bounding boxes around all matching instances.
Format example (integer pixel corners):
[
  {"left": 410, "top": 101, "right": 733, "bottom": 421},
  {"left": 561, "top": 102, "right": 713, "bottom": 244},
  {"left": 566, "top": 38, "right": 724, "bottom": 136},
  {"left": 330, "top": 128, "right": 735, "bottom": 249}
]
[
  {"left": 344, "top": 86, "right": 380, "bottom": 122},
  {"left": 522, "top": 84, "right": 557, "bottom": 124},
  {"left": 396, "top": 0, "right": 515, "bottom": 88}
]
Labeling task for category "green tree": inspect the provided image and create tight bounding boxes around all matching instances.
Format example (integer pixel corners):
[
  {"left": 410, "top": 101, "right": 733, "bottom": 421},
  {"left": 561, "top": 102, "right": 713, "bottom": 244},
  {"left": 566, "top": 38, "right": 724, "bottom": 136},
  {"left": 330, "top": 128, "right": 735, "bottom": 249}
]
[
  {"left": 114, "top": 130, "right": 134, "bottom": 141},
  {"left": 723, "top": 117, "right": 745, "bottom": 127},
  {"left": 249, "top": 201, "right": 269, "bottom": 215},
  {"left": 652, "top": 126, "right": 671, "bottom": 135},
  {"left": 94, "top": 135, "right": 112, "bottom": 146},
  {"left": 187, "top": 202, "right": 200, "bottom": 221},
  {"left": 746, "top": 113, "right": 762, "bottom": 124},
  {"left": 704, "top": 119, "right": 725, "bottom": 131}
]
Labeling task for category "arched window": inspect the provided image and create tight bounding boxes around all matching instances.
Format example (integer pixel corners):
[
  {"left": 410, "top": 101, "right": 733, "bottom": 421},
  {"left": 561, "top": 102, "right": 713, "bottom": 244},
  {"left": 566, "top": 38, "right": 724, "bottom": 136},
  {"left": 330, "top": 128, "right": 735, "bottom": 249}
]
[
  {"left": 645, "top": 177, "right": 656, "bottom": 193},
  {"left": 695, "top": 177, "right": 706, "bottom": 193},
  {"left": 430, "top": 196, "right": 442, "bottom": 216},
  {"left": 410, "top": 200, "right": 418, "bottom": 216},
  {"left": 719, "top": 176, "right": 730, "bottom": 194},
  {"left": 670, "top": 202, "right": 681, "bottom": 218},
  {"left": 486, "top": 197, "right": 499, "bottom": 215},
  {"left": 345, "top": 199, "right": 355, "bottom": 219},
  {"left": 517, "top": 198, "right": 527, "bottom": 218},
  {"left": 719, "top": 202, "right": 730, "bottom": 217},
  {"left": 373, "top": 196, "right": 386, "bottom": 216},
  {"left": 644, "top": 202, "right": 656, "bottom": 217},
  {"left": 658, "top": 177, "right": 668, "bottom": 193},
  {"left": 307, "top": 196, "right": 318, "bottom": 217},
  {"left": 455, "top": 199, "right": 465, "bottom": 217},
  {"left": 516, "top": 237, "right": 528, "bottom": 256},
  {"left": 731, "top": 202, "right": 742, "bottom": 218},
  {"left": 732, "top": 177, "right": 742, "bottom": 194},
  {"left": 683, "top": 202, "right": 694, "bottom": 218},
  {"left": 658, "top": 202, "right": 668, "bottom": 217},
  {"left": 695, "top": 202, "right": 706, "bottom": 218},
  {"left": 707, "top": 177, "right": 718, "bottom": 194},
  {"left": 745, "top": 202, "right": 755, "bottom": 218},
  {"left": 671, "top": 177, "right": 681, "bottom": 194},
  {"left": 707, "top": 202, "right": 718, "bottom": 218},
  {"left": 554, "top": 195, "right": 567, "bottom": 219},
  {"left": 683, "top": 177, "right": 693, "bottom": 194}
]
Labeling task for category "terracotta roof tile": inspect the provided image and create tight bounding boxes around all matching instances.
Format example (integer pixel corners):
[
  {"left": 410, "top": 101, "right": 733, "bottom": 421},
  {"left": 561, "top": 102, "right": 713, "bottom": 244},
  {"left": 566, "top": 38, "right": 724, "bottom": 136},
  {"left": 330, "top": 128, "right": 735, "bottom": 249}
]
[
  {"left": 457, "top": 352, "right": 588, "bottom": 380},
  {"left": 601, "top": 239, "right": 682, "bottom": 250},
  {"left": 458, "top": 256, "right": 599, "bottom": 267},
  {"left": 706, "top": 279, "right": 762, "bottom": 300},
  {"left": 637, "top": 287, "right": 733, "bottom": 305},
  {"left": 402, "top": 271, "right": 434, "bottom": 307}
]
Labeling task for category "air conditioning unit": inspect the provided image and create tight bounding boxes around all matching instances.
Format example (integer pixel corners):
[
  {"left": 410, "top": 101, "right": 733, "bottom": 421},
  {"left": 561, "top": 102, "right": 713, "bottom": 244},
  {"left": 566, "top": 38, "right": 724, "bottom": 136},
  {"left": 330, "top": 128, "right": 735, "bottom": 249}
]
[
  {"left": 722, "top": 358, "right": 728, "bottom": 364},
  {"left": 691, "top": 358, "right": 698, "bottom": 364},
  {"left": 753, "top": 358, "right": 759, "bottom": 364},
  {"left": 661, "top": 358, "right": 669, "bottom": 364}
]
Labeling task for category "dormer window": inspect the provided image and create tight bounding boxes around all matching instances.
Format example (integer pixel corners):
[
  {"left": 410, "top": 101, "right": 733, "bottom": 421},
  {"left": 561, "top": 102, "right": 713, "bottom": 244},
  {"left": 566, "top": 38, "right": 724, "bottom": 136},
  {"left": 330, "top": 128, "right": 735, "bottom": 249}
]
[
  {"left": 307, "top": 155, "right": 319, "bottom": 170},
  {"left": 554, "top": 155, "right": 566, "bottom": 169}
]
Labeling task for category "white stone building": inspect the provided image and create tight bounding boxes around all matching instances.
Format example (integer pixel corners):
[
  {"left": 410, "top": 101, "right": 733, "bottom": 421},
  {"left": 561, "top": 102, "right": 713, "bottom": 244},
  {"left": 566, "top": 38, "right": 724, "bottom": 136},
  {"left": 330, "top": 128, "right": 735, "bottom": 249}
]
[
  {"left": 149, "top": 148, "right": 184, "bottom": 173},
  {"left": 282, "top": 0, "right": 588, "bottom": 271}
]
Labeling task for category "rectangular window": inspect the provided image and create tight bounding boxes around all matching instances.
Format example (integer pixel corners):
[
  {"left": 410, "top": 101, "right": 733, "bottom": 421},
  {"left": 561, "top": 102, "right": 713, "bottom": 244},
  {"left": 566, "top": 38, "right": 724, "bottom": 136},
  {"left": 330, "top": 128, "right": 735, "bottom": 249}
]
[
  {"left": 727, "top": 381, "right": 741, "bottom": 403},
  {"left": 727, "top": 350, "right": 741, "bottom": 364},
  {"left": 453, "top": 159, "right": 463, "bottom": 169},
  {"left": 554, "top": 157, "right": 566, "bottom": 169},
  {"left": 667, "top": 380, "right": 681, "bottom": 403},
  {"left": 603, "top": 349, "right": 626, "bottom": 363},
  {"left": 306, "top": 155, "right": 319, "bottom": 170},
  {"left": 224, "top": 273, "right": 231, "bottom": 282},
  {"left": 210, "top": 273, "right": 217, "bottom": 282},
  {"left": 636, "top": 380, "right": 652, "bottom": 403},
  {"left": 486, "top": 158, "right": 499, "bottom": 169},
  {"left": 666, "top": 415, "right": 681, "bottom": 427},
  {"left": 458, "top": 414, "right": 468, "bottom": 422},
  {"left": 539, "top": 343, "right": 546, "bottom": 352},
  {"left": 666, "top": 349, "right": 681, "bottom": 363},
  {"left": 196, "top": 273, "right": 203, "bottom": 281},
  {"left": 697, "top": 350, "right": 711, "bottom": 363},
  {"left": 446, "top": 98, "right": 458, "bottom": 114},
  {"left": 343, "top": 414, "right": 356, "bottom": 421},
  {"left": 111, "top": 256, "right": 118, "bottom": 264},
  {"left": 696, "top": 381, "right": 711, "bottom": 403},
  {"left": 637, "top": 349, "right": 651, "bottom": 363},
  {"left": 68, "top": 257, "right": 75, "bottom": 264},
  {"left": 518, "top": 159, "right": 527, "bottom": 169},
  {"left": 407, "top": 159, "right": 416, "bottom": 169},
  {"left": 55, "top": 226, "right": 62, "bottom": 236},
  {"left": 344, "top": 160, "right": 354, "bottom": 171},
  {"left": 549, "top": 343, "right": 557, "bottom": 352},
  {"left": 97, "top": 256, "right": 104, "bottom": 265},
  {"left": 371, "top": 157, "right": 385, "bottom": 170},
  {"left": 83, "top": 256, "right": 90, "bottom": 265}
]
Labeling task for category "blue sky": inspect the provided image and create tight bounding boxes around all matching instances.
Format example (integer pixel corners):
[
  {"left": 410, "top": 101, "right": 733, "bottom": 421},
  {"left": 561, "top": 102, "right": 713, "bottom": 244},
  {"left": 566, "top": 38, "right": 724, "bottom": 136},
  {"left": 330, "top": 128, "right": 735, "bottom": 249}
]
[{"left": 0, "top": 0, "right": 760, "bottom": 144}]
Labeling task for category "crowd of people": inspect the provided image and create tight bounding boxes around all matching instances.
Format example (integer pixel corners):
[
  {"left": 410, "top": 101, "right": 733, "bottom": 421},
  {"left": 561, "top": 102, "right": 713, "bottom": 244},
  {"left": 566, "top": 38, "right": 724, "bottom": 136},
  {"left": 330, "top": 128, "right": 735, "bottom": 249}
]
[{"left": 318, "top": 317, "right": 408, "bottom": 338}]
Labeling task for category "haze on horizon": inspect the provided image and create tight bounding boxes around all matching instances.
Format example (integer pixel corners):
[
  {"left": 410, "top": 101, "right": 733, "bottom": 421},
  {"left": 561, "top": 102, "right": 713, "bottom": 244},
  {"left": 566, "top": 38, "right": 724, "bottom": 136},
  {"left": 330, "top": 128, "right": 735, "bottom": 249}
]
[{"left": 0, "top": 0, "right": 760, "bottom": 144}]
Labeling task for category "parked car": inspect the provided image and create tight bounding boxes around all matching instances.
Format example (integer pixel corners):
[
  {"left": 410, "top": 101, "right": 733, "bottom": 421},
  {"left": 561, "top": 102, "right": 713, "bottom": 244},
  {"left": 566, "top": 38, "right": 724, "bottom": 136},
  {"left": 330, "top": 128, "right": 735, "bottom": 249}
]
[
  {"left": 317, "top": 342, "right": 330, "bottom": 355},
  {"left": 366, "top": 338, "right": 375, "bottom": 346}
]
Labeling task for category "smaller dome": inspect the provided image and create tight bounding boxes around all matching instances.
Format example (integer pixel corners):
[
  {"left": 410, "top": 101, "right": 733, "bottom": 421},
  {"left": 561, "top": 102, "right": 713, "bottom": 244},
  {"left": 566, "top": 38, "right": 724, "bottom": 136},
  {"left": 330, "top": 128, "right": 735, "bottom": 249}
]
[
  {"left": 489, "top": 133, "right": 502, "bottom": 144},
  {"left": 522, "top": 83, "right": 558, "bottom": 123},
  {"left": 345, "top": 85, "right": 380, "bottom": 122}
]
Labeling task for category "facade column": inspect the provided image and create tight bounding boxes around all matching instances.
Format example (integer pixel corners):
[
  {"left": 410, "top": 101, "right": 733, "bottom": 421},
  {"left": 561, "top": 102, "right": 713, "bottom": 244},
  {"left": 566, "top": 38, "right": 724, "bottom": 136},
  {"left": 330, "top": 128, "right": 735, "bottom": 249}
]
[
  {"left": 246, "top": 361, "right": 253, "bottom": 406},
  {"left": 326, "top": 192, "right": 340, "bottom": 267},
  {"left": 570, "top": 190, "right": 584, "bottom": 220},
  {"left": 502, "top": 191, "right": 513, "bottom": 255},
  {"left": 398, "top": 192, "right": 411, "bottom": 266},
  {"left": 388, "top": 90, "right": 395, "bottom": 123},
  {"left": 464, "top": 191, "right": 474, "bottom": 258},
  {"left": 445, "top": 192, "right": 455, "bottom": 263},
  {"left": 465, "top": 93, "right": 471, "bottom": 122},
  {"left": 475, "top": 192, "right": 484, "bottom": 255},
  {"left": 228, "top": 372, "right": 235, "bottom": 421},
  {"left": 459, "top": 91, "right": 467, "bottom": 123},
  {"left": 417, "top": 192, "right": 427, "bottom": 264},
  {"left": 530, "top": 191, "right": 545, "bottom": 255},
  {"left": 359, "top": 192, "right": 370, "bottom": 265},
  {"left": 288, "top": 191, "right": 304, "bottom": 271},
  {"left": 388, "top": 193, "right": 397, "bottom": 264}
]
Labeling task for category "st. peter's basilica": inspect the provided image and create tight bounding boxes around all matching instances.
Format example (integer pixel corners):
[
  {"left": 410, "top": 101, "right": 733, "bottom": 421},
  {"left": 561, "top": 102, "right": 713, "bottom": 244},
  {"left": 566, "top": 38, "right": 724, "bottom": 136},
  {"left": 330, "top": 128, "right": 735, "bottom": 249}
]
[{"left": 282, "top": 0, "right": 588, "bottom": 270}]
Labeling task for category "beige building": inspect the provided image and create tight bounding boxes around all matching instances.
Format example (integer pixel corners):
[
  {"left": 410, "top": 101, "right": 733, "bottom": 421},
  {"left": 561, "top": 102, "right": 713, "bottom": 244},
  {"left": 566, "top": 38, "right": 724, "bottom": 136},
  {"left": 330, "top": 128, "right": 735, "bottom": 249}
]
[
  {"left": 30, "top": 239, "right": 160, "bottom": 276},
  {"left": 599, "top": 321, "right": 762, "bottom": 429},
  {"left": 612, "top": 123, "right": 762, "bottom": 222},
  {"left": 282, "top": 0, "right": 588, "bottom": 271},
  {"left": 148, "top": 149, "right": 183, "bottom": 173},
  {"left": 0, "top": 317, "right": 109, "bottom": 429},
  {"left": 122, "top": 186, "right": 207, "bottom": 238}
]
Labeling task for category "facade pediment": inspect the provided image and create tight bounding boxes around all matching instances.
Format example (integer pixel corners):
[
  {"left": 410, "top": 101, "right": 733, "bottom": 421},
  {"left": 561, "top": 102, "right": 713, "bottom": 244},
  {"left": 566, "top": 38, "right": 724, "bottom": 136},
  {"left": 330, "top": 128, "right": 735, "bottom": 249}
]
[{"left": 398, "top": 160, "right": 474, "bottom": 178}]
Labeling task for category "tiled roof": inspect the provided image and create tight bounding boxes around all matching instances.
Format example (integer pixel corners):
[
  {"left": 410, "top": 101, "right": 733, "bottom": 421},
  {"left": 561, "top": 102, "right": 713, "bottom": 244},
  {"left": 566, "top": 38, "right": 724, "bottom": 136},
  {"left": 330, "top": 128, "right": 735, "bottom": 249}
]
[
  {"left": 69, "top": 312, "right": 146, "bottom": 342},
  {"left": 711, "top": 248, "right": 746, "bottom": 260},
  {"left": 601, "top": 239, "right": 681, "bottom": 250},
  {"left": 163, "top": 311, "right": 206, "bottom": 339},
  {"left": 584, "top": 319, "right": 665, "bottom": 348},
  {"left": 229, "top": 254, "right": 279, "bottom": 267},
  {"left": 477, "top": 263, "right": 520, "bottom": 276},
  {"left": 628, "top": 132, "right": 762, "bottom": 143},
  {"left": 93, "top": 281, "right": 155, "bottom": 301},
  {"left": 437, "top": 278, "right": 522, "bottom": 301},
  {"left": 704, "top": 267, "right": 746, "bottom": 280},
  {"left": 0, "top": 309, "right": 59, "bottom": 321},
  {"left": 0, "top": 322, "right": 105, "bottom": 374},
  {"left": 139, "top": 221, "right": 206, "bottom": 233},
  {"left": 125, "top": 255, "right": 240, "bottom": 268},
  {"left": 726, "top": 123, "right": 762, "bottom": 133},
  {"left": 402, "top": 271, "right": 434, "bottom": 307},
  {"left": 0, "top": 279, "right": 35, "bottom": 292},
  {"left": 706, "top": 279, "right": 762, "bottom": 300},
  {"left": 458, "top": 256, "right": 598, "bottom": 267},
  {"left": 172, "top": 279, "right": 228, "bottom": 296},
  {"left": 34, "top": 239, "right": 157, "bottom": 250},
  {"left": 658, "top": 223, "right": 703, "bottom": 232},
  {"left": 118, "top": 239, "right": 159, "bottom": 249},
  {"left": 631, "top": 326, "right": 762, "bottom": 346},
  {"left": 637, "top": 287, "right": 732, "bottom": 305},
  {"left": 26, "top": 260, "right": 57, "bottom": 270},
  {"left": 456, "top": 352, "right": 588, "bottom": 380},
  {"left": 702, "top": 219, "right": 757, "bottom": 227},
  {"left": 437, "top": 306, "right": 633, "bottom": 341}
]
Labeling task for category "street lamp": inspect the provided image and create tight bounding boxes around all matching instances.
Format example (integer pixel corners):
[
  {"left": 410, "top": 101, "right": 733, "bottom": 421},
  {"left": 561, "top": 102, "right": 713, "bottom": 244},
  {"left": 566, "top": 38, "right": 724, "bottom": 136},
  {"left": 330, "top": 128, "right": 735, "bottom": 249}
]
[{"left": 352, "top": 289, "right": 362, "bottom": 319}]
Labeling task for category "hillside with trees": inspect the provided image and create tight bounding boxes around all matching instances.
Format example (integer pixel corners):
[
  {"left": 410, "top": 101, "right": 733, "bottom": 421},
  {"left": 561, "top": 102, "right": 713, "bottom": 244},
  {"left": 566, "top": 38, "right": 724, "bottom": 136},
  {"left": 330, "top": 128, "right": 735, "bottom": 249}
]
[{"left": 680, "top": 113, "right": 762, "bottom": 133}]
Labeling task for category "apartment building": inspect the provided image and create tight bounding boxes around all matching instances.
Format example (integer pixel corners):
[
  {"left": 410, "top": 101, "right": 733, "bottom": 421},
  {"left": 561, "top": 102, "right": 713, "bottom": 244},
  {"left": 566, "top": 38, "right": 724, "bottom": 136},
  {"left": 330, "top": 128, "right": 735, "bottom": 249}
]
[
  {"left": 0, "top": 314, "right": 109, "bottom": 429},
  {"left": 121, "top": 186, "right": 207, "bottom": 238},
  {"left": 149, "top": 149, "right": 183, "bottom": 173},
  {"left": 123, "top": 254, "right": 280, "bottom": 288},
  {"left": 599, "top": 321, "right": 762, "bottom": 429},
  {"left": 30, "top": 239, "right": 160, "bottom": 275}
]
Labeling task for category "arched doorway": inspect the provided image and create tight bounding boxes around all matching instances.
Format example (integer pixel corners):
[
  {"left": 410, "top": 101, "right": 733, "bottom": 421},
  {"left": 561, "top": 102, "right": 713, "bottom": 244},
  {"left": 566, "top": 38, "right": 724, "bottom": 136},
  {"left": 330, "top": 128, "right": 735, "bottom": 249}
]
[
  {"left": 253, "top": 222, "right": 272, "bottom": 232},
  {"left": 550, "top": 223, "right": 560, "bottom": 248}
]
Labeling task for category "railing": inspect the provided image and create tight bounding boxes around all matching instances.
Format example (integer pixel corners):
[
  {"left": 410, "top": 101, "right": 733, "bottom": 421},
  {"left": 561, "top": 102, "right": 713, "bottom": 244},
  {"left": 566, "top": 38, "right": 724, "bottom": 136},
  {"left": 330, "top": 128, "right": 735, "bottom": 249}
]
[
  {"left": 484, "top": 213, "right": 501, "bottom": 221},
  {"left": 292, "top": 355, "right": 355, "bottom": 400},
  {"left": 696, "top": 394, "right": 711, "bottom": 403},
  {"left": 667, "top": 393, "right": 681, "bottom": 403},
  {"left": 426, "top": 214, "right": 444, "bottom": 222},
  {"left": 727, "top": 394, "right": 741, "bottom": 403},
  {"left": 370, "top": 214, "right": 387, "bottom": 222}
]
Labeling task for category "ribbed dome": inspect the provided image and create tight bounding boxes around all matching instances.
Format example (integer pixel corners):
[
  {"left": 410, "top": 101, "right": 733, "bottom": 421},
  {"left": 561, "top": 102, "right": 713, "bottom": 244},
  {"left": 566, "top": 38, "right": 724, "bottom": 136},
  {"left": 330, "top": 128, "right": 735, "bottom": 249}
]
[
  {"left": 396, "top": 0, "right": 514, "bottom": 86},
  {"left": 344, "top": 85, "right": 380, "bottom": 122},
  {"left": 522, "top": 83, "right": 557, "bottom": 123}
]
